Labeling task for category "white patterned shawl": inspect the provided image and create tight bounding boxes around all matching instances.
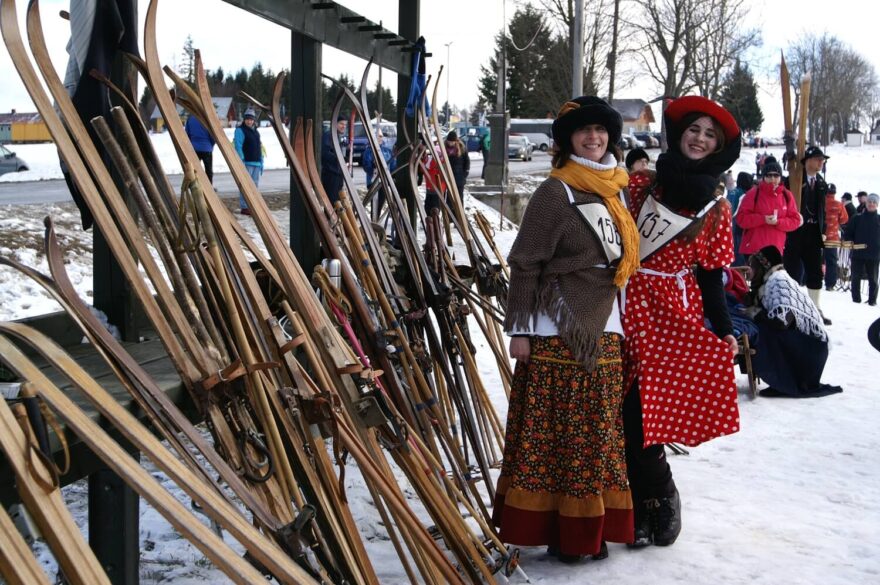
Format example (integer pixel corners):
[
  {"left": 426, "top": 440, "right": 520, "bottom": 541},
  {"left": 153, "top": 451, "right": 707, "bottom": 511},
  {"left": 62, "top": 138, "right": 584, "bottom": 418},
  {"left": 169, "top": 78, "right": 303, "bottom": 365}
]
[{"left": 758, "top": 266, "right": 828, "bottom": 342}]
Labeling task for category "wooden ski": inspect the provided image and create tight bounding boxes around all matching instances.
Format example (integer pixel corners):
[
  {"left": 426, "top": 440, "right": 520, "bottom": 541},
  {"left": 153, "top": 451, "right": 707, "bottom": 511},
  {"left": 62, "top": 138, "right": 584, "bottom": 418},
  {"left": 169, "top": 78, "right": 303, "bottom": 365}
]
[
  {"left": 0, "top": 395, "right": 111, "bottom": 585},
  {"left": 147, "top": 7, "right": 475, "bottom": 581},
  {"left": 0, "top": 502, "right": 52, "bottom": 585},
  {"left": 0, "top": 330, "right": 316, "bottom": 584},
  {"left": 781, "top": 52, "right": 811, "bottom": 207}
]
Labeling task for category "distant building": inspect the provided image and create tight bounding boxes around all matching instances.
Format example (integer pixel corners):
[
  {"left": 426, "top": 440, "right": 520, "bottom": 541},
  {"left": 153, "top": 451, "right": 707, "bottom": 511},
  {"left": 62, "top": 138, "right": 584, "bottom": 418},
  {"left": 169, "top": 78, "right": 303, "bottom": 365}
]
[
  {"left": 0, "top": 110, "right": 52, "bottom": 143},
  {"left": 846, "top": 129, "right": 864, "bottom": 147},
  {"left": 871, "top": 121, "right": 880, "bottom": 145},
  {"left": 150, "top": 97, "right": 238, "bottom": 132},
  {"left": 611, "top": 99, "right": 656, "bottom": 133}
]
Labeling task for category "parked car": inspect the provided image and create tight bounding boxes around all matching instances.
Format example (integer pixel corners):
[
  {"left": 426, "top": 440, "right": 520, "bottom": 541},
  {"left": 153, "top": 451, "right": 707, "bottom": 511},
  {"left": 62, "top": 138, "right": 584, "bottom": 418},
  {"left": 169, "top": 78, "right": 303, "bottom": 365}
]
[
  {"left": 617, "top": 135, "right": 636, "bottom": 150},
  {"left": 633, "top": 131, "right": 660, "bottom": 148},
  {"left": 519, "top": 132, "right": 552, "bottom": 151},
  {"left": 507, "top": 135, "right": 534, "bottom": 161},
  {"left": 627, "top": 134, "right": 646, "bottom": 148},
  {"left": 349, "top": 121, "right": 397, "bottom": 165},
  {"left": 0, "top": 144, "right": 28, "bottom": 176}
]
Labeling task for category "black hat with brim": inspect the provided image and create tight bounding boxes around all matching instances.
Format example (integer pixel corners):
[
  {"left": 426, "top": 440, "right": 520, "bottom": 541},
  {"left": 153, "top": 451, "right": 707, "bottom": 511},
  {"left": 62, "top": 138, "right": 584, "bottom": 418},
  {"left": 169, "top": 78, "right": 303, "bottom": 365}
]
[
  {"left": 552, "top": 96, "right": 622, "bottom": 153},
  {"left": 802, "top": 145, "right": 829, "bottom": 162}
]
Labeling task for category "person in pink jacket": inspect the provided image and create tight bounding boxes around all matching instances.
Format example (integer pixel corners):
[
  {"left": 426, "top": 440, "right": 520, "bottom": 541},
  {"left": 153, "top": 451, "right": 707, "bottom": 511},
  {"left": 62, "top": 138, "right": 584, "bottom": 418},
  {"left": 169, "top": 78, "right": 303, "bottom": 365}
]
[{"left": 735, "top": 156, "right": 802, "bottom": 258}]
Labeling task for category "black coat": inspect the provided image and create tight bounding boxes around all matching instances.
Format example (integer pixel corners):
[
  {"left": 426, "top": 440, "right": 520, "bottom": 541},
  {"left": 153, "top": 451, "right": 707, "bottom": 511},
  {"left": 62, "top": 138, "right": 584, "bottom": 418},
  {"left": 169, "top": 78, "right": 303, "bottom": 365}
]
[
  {"left": 845, "top": 202, "right": 858, "bottom": 221},
  {"left": 845, "top": 210, "right": 880, "bottom": 260},
  {"left": 446, "top": 140, "right": 470, "bottom": 190},
  {"left": 784, "top": 172, "right": 827, "bottom": 244}
]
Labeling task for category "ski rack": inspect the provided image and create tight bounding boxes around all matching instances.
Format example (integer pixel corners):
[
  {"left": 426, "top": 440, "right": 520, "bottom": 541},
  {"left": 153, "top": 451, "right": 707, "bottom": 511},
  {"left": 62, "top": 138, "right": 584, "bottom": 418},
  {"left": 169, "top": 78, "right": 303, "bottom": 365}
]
[{"left": 0, "top": 0, "right": 529, "bottom": 581}]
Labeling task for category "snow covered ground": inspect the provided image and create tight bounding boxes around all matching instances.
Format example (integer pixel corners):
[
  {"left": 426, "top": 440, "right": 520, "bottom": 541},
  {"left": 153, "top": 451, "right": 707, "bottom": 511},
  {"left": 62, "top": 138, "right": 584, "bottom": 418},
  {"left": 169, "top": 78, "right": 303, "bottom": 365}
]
[
  {"left": 2, "top": 138, "right": 879, "bottom": 584},
  {"left": 0, "top": 126, "right": 290, "bottom": 183}
]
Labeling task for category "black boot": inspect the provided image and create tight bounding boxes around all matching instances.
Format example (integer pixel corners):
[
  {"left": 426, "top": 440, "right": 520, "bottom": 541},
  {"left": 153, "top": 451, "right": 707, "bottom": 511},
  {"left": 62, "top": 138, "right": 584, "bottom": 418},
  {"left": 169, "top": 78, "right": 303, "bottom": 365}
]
[
  {"left": 628, "top": 500, "right": 653, "bottom": 548},
  {"left": 651, "top": 488, "right": 682, "bottom": 546},
  {"left": 546, "top": 546, "right": 582, "bottom": 564}
]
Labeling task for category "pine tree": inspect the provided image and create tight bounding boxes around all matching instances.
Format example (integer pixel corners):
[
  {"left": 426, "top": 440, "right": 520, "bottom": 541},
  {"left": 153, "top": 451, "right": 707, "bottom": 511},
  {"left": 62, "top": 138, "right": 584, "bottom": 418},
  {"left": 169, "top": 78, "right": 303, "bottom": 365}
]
[
  {"left": 477, "top": 6, "right": 572, "bottom": 118},
  {"left": 321, "top": 74, "right": 357, "bottom": 122},
  {"left": 719, "top": 60, "right": 764, "bottom": 134},
  {"left": 366, "top": 80, "right": 396, "bottom": 120},
  {"left": 180, "top": 35, "right": 195, "bottom": 84}
]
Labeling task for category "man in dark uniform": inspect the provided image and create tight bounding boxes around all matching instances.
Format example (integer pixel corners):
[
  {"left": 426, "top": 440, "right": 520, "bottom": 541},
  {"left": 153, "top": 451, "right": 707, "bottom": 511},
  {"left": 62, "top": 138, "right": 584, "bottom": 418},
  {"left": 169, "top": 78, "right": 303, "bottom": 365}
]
[
  {"left": 856, "top": 191, "right": 868, "bottom": 214},
  {"left": 784, "top": 145, "right": 831, "bottom": 324},
  {"left": 842, "top": 193, "right": 857, "bottom": 222}
]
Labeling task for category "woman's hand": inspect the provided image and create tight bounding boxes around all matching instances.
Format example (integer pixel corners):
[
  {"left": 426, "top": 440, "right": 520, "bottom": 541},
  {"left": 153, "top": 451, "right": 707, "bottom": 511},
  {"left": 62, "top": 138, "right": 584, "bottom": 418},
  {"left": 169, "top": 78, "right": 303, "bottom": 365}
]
[
  {"left": 509, "top": 337, "right": 531, "bottom": 363},
  {"left": 765, "top": 214, "right": 778, "bottom": 225},
  {"left": 722, "top": 334, "right": 739, "bottom": 355}
]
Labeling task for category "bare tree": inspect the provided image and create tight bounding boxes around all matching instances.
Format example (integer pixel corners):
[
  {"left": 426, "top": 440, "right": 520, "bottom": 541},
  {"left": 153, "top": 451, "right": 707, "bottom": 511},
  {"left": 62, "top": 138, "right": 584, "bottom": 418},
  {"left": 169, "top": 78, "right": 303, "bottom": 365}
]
[
  {"left": 690, "top": 0, "right": 761, "bottom": 100},
  {"left": 626, "top": 0, "right": 711, "bottom": 101},
  {"left": 627, "top": 0, "right": 760, "bottom": 101},
  {"left": 787, "top": 33, "right": 878, "bottom": 144},
  {"left": 626, "top": 0, "right": 704, "bottom": 99},
  {"left": 532, "top": 0, "right": 618, "bottom": 95}
]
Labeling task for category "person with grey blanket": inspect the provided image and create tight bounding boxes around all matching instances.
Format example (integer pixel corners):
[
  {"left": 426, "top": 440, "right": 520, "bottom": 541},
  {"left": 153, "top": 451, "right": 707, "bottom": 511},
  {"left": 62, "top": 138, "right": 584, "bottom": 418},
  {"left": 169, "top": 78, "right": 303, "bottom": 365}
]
[{"left": 743, "top": 246, "right": 842, "bottom": 398}]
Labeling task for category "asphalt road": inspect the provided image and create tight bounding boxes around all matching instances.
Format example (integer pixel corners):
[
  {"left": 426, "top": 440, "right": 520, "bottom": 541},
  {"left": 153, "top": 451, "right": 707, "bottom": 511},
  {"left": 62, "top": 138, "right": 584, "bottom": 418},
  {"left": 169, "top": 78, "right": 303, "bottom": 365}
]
[{"left": 0, "top": 152, "right": 551, "bottom": 206}]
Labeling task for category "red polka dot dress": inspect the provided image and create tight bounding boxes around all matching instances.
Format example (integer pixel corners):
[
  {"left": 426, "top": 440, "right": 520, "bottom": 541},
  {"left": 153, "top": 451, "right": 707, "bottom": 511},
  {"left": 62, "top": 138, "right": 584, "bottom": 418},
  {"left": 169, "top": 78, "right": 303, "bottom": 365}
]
[{"left": 623, "top": 173, "right": 741, "bottom": 448}]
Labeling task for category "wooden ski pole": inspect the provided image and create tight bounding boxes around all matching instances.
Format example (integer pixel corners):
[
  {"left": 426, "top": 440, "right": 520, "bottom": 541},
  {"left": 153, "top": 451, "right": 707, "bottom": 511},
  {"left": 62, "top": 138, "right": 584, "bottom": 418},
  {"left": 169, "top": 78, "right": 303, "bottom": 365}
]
[
  {"left": 89, "top": 115, "right": 222, "bottom": 359},
  {"left": 106, "top": 104, "right": 228, "bottom": 357}
]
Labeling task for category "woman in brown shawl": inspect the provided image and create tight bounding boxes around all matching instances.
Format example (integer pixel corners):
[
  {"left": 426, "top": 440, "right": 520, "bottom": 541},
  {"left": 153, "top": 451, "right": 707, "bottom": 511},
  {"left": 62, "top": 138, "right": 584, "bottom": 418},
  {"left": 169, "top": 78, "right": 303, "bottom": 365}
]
[{"left": 494, "top": 96, "right": 639, "bottom": 562}]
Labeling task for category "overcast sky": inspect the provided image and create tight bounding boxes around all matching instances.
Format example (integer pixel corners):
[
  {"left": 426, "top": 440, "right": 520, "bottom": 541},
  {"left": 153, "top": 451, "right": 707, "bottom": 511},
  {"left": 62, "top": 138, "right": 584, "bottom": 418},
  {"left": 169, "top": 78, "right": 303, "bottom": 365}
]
[{"left": 1, "top": 0, "right": 878, "bottom": 137}]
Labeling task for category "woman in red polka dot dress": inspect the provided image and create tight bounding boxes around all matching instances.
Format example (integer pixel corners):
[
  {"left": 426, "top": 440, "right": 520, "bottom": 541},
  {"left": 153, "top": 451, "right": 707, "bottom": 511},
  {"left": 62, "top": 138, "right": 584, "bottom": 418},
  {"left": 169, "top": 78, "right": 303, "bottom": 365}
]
[{"left": 622, "top": 96, "right": 742, "bottom": 549}]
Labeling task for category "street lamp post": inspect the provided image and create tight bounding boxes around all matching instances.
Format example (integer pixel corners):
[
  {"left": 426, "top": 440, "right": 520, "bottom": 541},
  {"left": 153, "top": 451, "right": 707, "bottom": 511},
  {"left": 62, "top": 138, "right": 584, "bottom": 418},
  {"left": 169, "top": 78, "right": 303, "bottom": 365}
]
[{"left": 444, "top": 41, "right": 453, "bottom": 126}]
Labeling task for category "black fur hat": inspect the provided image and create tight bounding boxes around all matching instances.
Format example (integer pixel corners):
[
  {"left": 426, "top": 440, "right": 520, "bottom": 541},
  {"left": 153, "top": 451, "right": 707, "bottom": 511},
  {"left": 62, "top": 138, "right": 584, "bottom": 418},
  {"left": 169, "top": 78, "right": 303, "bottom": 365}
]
[{"left": 551, "top": 96, "right": 622, "bottom": 152}]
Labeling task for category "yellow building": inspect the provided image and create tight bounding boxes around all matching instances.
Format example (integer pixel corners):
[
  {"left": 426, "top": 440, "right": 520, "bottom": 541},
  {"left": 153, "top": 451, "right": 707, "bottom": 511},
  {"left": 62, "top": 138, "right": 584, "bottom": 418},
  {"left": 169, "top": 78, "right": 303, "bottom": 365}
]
[{"left": 0, "top": 110, "right": 52, "bottom": 143}]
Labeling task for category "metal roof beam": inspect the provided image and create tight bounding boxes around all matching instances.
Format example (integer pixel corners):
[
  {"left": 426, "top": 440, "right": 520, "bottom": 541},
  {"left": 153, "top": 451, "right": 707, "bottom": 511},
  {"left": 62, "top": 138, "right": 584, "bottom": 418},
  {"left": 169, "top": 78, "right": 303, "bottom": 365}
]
[{"left": 221, "top": 0, "right": 413, "bottom": 75}]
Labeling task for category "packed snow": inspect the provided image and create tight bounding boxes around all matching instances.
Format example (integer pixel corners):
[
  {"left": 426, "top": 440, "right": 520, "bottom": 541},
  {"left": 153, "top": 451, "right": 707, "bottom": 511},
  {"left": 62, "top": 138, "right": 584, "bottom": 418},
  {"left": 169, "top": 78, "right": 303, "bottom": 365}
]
[{"left": 1, "top": 137, "right": 879, "bottom": 584}]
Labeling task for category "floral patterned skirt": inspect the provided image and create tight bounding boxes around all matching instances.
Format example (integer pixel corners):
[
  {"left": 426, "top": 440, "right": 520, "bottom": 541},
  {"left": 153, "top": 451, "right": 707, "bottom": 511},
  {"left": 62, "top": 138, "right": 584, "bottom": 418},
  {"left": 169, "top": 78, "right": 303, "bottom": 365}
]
[{"left": 492, "top": 334, "right": 633, "bottom": 555}]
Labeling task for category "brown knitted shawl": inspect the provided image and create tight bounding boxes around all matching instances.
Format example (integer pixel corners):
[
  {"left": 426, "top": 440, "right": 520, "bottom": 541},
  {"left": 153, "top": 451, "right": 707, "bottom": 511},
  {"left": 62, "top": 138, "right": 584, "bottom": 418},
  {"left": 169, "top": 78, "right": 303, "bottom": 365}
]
[{"left": 504, "top": 178, "right": 623, "bottom": 371}]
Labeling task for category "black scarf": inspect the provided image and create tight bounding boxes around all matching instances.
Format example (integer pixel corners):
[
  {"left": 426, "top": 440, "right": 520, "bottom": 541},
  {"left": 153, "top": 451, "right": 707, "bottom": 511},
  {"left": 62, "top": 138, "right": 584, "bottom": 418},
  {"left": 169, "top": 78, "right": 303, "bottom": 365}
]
[{"left": 656, "top": 128, "right": 742, "bottom": 212}]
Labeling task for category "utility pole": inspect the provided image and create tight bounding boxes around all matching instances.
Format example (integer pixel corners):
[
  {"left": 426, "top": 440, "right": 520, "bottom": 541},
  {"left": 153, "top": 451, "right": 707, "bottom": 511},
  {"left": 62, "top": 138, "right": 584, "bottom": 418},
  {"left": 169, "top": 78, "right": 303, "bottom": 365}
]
[
  {"left": 377, "top": 20, "right": 384, "bottom": 121},
  {"left": 485, "top": 0, "right": 508, "bottom": 187},
  {"left": 607, "top": 0, "right": 620, "bottom": 102},
  {"left": 444, "top": 41, "right": 453, "bottom": 125},
  {"left": 572, "top": 0, "right": 584, "bottom": 97},
  {"left": 377, "top": 66, "right": 383, "bottom": 121}
]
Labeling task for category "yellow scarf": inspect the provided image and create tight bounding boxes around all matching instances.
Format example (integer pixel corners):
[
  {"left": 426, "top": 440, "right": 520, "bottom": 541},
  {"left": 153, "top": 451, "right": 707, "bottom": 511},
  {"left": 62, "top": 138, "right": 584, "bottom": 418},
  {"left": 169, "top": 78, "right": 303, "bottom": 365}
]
[{"left": 549, "top": 160, "right": 640, "bottom": 288}]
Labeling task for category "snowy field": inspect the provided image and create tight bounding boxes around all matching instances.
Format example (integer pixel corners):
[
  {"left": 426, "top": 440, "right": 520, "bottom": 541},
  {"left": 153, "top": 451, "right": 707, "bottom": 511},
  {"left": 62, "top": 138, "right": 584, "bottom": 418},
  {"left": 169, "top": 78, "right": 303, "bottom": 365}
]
[
  {"left": 1, "top": 138, "right": 879, "bottom": 584},
  {"left": 0, "top": 126, "right": 290, "bottom": 183}
]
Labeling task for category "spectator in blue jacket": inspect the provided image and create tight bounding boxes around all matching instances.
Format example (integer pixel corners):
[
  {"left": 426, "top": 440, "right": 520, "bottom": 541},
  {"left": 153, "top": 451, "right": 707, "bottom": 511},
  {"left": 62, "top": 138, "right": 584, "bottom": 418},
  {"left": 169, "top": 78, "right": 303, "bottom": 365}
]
[
  {"left": 184, "top": 114, "right": 216, "bottom": 184},
  {"left": 321, "top": 116, "right": 348, "bottom": 204},
  {"left": 234, "top": 108, "right": 263, "bottom": 215},
  {"left": 844, "top": 193, "right": 880, "bottom": 305},
  {"left": 362, "top": 131, "right": 396, "bottom": 221}
]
